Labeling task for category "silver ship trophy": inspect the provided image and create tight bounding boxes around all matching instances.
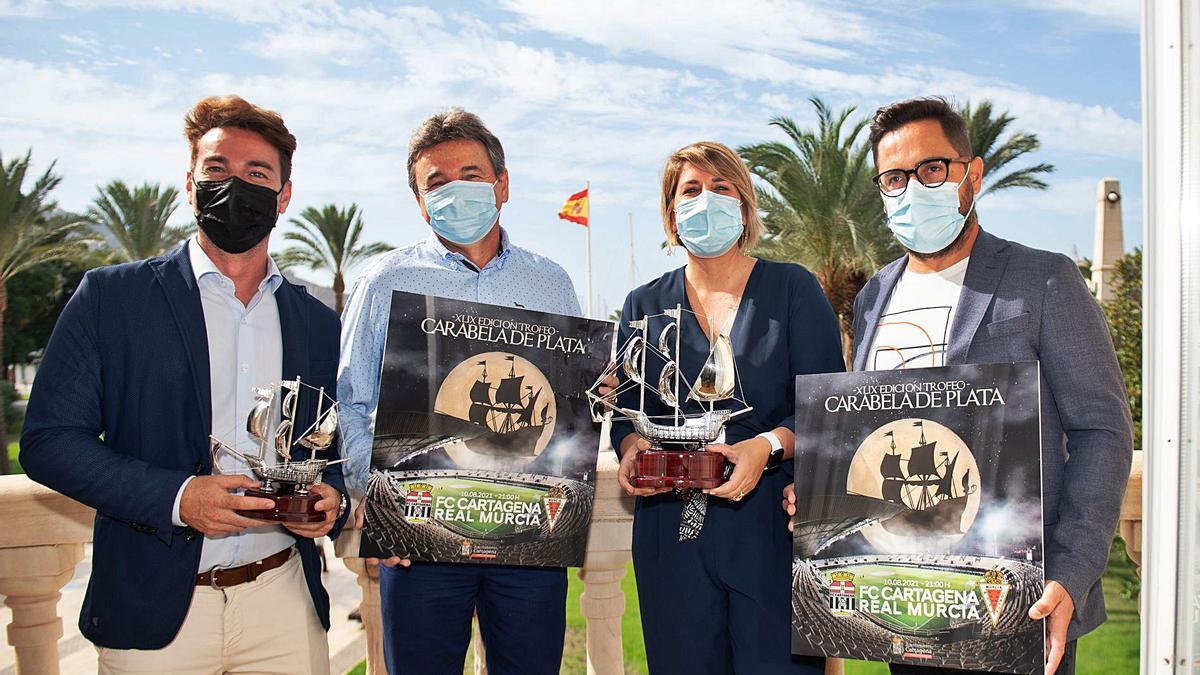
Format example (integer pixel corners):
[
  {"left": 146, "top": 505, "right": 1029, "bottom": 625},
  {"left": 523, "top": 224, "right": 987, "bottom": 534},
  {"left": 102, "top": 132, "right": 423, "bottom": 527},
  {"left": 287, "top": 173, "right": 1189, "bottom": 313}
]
[
  {"left": 210, "top": 377, "right": 346, "bottom": 522},
  {"left": 587, "top": 304, "right": 751, "bottom": 488}
]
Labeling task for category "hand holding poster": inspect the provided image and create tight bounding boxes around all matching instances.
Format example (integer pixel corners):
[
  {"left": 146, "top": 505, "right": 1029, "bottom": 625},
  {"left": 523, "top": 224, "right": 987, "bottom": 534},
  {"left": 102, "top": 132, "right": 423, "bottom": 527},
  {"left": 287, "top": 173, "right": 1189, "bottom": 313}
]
[
  {"left": 791, "top": 362, "right": 1044, "bottom": 674},
  {"left": 360, "top": 291, "right": 612, "bottom": 567}
]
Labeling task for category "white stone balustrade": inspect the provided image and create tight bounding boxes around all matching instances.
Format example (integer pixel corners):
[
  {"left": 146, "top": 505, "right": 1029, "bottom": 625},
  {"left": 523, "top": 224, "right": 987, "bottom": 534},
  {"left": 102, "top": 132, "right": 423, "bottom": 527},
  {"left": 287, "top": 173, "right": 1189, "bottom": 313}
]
[
  {"left": 0, "top": 450, "right": 1145, "bottom": 674},
  {"left": 0, "top": 474, "right": 94, "bottom": 675}
]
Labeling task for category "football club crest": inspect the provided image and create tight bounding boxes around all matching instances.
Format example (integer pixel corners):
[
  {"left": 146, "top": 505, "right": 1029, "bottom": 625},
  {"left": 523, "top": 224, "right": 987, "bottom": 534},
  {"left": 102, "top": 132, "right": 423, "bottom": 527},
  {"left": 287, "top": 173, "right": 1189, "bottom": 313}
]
[
  {"left": 827, "top": 571, "right": 858, "bottom": 616},
  {"left": 890, "top": 636, "right": 905, "bottom": 656},
  {"left": 460, "top": 540, "right": 473, "bottom": 557},
  {"left": 978, "top": 568, "right": 1012, "bottom": 628},
  {"left": 403, "top": 482, "right": 434, "bottom": 523},
  {"left": 544, "top": 486, "right": 567, "bottom": 533}
]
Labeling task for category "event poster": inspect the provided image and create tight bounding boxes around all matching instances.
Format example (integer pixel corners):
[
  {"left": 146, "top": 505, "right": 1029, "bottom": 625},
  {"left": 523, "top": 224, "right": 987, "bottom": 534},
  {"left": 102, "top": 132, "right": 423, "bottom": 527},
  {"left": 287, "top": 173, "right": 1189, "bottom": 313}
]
[
  {"left": 360, "top": 291, "right": 612, "bottom": 567},
  {"left": 791, "top": 363, "right": 1044, "bottom": 674}
]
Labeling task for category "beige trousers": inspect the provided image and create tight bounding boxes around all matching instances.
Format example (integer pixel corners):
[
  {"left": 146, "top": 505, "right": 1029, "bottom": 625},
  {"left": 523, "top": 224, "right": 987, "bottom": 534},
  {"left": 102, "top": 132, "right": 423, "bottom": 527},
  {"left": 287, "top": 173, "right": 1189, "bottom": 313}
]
[{"left": 97, "top": 552, "right": 329, "bottom": 675}]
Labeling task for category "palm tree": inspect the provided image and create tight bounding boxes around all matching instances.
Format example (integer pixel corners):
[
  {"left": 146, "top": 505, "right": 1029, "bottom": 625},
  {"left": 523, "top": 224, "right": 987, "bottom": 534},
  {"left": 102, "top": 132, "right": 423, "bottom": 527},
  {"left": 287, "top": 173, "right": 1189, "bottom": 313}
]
[
  {"left": 738, "top": 98, "right": 900, "bottom": 357},
  {"left": 86, "top": 180, "right": 188, "bottom": 262},
  {"left": 0, "top": 150, "right": 90, "bottom": 473},
  {"left": 960, "top": 100, "right": 1055, "bottom": 196},
  {"left": 275, "top": 204, "right": 392, "bottom": 313}
]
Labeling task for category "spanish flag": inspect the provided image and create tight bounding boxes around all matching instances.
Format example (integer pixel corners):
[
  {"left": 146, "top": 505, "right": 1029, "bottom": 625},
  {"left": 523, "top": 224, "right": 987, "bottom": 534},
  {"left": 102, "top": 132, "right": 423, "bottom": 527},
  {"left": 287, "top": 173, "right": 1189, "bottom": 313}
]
[{"left": 558, "top": 187, "right": 589, "bottom": 227}]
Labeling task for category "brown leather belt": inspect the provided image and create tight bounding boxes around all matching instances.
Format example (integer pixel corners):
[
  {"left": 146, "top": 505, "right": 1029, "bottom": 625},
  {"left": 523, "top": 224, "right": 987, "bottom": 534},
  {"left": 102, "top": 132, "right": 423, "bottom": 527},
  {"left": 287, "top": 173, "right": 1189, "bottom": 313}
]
[{"left": 196, "top": 548, "right": 293, "bottom": 589}]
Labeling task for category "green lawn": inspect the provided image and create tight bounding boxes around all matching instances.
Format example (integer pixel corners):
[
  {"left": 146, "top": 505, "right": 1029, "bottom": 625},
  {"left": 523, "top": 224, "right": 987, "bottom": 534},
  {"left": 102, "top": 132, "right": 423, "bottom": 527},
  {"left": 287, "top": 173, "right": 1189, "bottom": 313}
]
[
  {"left": 349, "top": 539, "right": 1139, "bottom": 675},
  {"left": 6, "top": 440, "right": 20, "bottom": 474}
]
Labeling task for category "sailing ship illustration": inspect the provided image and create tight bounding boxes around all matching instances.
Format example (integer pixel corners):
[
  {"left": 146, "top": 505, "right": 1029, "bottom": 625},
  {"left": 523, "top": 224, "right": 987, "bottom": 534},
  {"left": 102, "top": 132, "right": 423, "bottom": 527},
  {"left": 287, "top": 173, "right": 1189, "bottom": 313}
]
[
  {"left": 587, "top": 304, "right": 751, "bottom": 487},
  {"left": 874, "top": 421, "right": 977, "bottom": 536},
  {"left": 210, "top": 377, "right": 346, "bottom": 495},
  {"left": 469, "top": 357, "right": 552, "bottom": 432},
  {"left": 459, "top": 356, "right": 553, "bottom": 455}
]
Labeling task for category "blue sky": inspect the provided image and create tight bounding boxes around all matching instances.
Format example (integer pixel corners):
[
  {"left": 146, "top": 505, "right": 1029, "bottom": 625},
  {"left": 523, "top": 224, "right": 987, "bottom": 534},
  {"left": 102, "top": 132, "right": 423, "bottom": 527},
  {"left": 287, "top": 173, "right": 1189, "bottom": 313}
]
[{"left": 0, "top": 0, "right": 1141, "bottom": 317}]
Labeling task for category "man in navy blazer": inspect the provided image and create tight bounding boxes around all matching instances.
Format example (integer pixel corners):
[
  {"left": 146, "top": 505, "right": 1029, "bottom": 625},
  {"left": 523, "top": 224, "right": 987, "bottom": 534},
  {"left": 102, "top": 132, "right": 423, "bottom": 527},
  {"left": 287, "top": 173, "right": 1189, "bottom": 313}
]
[
  {"left": 786, "top": 98, "right": 1132, "bottom": 675},
  {"left": 21, "top": 95, "right": 349, "bottom": 674}
]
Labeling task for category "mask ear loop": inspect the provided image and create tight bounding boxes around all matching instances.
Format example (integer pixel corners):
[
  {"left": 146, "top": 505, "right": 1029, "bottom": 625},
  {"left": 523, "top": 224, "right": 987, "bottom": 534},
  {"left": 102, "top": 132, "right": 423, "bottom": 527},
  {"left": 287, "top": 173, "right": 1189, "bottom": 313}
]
[{"left": 961, "top": 173, "right": 978, "bottom": 224}]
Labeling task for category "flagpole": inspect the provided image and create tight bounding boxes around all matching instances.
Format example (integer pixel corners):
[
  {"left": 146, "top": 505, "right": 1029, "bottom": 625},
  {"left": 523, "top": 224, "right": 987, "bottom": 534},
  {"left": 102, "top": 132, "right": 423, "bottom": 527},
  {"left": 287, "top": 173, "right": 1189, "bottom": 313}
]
[
  {"left": 585, "top": 180, "right": 593, "bottom": 318},
  {"left": 628, "top": 211, "right": 636, "bottom": 289}
]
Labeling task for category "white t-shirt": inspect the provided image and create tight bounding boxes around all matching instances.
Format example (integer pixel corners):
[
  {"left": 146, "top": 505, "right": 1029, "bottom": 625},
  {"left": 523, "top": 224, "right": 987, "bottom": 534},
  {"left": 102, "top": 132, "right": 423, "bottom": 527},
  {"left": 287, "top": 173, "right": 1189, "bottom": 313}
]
[{"left": 866, "top": 257, "right": 970, "bottom": 371}]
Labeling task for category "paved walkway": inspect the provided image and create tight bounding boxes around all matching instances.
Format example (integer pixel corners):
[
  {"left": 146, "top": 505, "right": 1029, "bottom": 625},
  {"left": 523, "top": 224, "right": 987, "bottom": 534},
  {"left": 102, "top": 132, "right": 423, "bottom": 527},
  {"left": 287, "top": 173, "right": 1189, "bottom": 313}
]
[{"left": 0, "top": 540, "right": 367, "bottom": 675}]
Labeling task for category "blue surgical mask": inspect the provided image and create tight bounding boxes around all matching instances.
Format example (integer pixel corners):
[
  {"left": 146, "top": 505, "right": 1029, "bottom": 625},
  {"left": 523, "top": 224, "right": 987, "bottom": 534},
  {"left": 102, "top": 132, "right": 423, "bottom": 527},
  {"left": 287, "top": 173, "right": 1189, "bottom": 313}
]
[
  {"left": 674, "top": 190, "right": 744, "bottom": 258},
  {"left": 884, "top": 179, "right": 976, "bottom": 254},
  {"left": 423, "top": 180, "right": 500, "bottom": 245}
]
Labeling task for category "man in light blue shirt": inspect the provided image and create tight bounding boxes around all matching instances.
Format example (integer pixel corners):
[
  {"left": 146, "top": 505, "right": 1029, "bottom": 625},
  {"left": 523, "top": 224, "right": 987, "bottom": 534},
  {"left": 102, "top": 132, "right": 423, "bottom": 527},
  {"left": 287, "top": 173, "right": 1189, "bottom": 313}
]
[{"left": 338, "top": 108, "right": 580, "bottom": 675}]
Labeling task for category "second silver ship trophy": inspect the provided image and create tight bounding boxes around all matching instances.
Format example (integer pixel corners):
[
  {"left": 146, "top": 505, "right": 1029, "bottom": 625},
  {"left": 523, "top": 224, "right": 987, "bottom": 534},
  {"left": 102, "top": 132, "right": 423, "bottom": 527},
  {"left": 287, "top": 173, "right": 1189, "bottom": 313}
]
[{"left": 588, "top": 304, "right": 751, "bottom": 488}]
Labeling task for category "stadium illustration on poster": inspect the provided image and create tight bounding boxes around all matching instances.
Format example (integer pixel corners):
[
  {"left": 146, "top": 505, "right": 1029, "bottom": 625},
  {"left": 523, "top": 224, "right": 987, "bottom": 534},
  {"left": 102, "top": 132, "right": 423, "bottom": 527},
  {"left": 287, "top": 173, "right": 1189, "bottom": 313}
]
[
  {"left": 791, "top": 363, "right": 1044, "bottom": 675},
  {"left": 360, "top": 291, "right": 612, "bottom": 567}
]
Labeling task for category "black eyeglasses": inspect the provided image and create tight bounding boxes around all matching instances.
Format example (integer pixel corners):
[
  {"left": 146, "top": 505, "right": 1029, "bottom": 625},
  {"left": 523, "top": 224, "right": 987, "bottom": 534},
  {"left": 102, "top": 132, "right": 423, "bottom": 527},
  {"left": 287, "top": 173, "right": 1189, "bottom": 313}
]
[{"left": 872, "top": 158, "right": 971, "bottom": 198}]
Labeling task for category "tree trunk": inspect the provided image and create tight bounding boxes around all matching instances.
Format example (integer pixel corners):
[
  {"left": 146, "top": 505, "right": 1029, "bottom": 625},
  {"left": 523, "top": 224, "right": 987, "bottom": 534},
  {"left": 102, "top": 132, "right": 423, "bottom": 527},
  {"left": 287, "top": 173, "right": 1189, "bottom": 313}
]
[
  {"left": 334, "top": 272, "right": 345, "bottom": 315},
  {"left": 0, "top": 279, "right": 11, "bottom": 475}
]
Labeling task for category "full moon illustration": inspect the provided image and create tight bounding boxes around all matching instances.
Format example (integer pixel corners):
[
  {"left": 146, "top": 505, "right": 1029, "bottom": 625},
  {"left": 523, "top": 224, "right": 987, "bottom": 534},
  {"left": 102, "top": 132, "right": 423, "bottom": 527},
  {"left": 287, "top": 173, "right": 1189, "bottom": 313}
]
[
  {"left": 435, "top": 352, "right": 556, "bottom": 470},
  {"left": 846, "top": 418, "right": 981, "bottom": 553}
]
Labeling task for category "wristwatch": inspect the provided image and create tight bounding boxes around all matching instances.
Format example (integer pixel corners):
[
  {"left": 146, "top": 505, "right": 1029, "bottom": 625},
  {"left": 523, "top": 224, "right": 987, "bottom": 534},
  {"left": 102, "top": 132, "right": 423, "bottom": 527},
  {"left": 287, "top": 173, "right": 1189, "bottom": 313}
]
[
  {"left": 336, "top": 492, "right": 348, "bottom": 520},
  {"left": 758, "top": 431, "right": 785, "bottom": 471}
]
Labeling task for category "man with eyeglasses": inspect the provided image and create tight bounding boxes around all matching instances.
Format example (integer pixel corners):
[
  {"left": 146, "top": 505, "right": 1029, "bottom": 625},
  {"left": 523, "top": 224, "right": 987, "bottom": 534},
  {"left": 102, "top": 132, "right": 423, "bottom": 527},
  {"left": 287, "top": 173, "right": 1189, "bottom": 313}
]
[{"left": 783, "top": 97, "right": 1131, "bottom": 674}]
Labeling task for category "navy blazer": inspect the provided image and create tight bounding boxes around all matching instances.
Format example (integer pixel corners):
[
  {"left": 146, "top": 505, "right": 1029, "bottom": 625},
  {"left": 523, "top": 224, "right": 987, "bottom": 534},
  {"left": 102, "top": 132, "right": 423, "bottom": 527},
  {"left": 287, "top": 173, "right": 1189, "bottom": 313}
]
[
  {"left": 20, "top": 241, "right": 350, "bottom": 650},
  {"left": 852, "top": 229, "right": 1133, "bottom": 640}
]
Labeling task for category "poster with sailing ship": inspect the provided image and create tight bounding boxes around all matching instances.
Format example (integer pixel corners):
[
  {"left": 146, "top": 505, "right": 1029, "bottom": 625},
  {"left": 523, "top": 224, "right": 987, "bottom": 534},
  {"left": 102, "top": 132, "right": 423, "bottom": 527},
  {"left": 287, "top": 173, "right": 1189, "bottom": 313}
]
[
  {"left": 790, "top": 362, "right": 1044, "bottom": 674},
  {"left": 360, "top": 291, "right": 612, "bottom": 567}
]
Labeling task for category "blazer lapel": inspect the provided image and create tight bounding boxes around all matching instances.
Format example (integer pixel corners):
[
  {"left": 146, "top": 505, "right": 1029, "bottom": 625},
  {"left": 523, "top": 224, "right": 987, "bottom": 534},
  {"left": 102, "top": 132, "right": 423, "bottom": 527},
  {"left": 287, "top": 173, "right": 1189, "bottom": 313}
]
[
  {"left": 945, "top": 229, "right": 1010, "bottom": 365},
  {"left": 150, "top": 242, "right": 212, "bottom": 436},
  {"left": 853, "top": 258, "right": 907, "bottom": 372},
  {"left": 275, "top": 280, "right": 310, "bottom": 384}
]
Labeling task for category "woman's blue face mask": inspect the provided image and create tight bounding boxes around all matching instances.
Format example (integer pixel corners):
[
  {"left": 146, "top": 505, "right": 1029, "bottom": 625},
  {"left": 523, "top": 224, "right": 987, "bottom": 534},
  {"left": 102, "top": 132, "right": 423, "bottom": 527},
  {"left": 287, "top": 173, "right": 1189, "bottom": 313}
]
[{"left": 674, "top": 190, "right": 744, "bottom": 258}]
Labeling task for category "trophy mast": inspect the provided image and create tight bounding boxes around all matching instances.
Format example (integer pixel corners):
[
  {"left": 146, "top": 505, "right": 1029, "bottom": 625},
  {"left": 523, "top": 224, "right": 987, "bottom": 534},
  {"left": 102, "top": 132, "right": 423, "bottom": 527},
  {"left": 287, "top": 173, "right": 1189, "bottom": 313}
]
[{"left": 672, "top": 304, "right": 682, "bottom": 426}]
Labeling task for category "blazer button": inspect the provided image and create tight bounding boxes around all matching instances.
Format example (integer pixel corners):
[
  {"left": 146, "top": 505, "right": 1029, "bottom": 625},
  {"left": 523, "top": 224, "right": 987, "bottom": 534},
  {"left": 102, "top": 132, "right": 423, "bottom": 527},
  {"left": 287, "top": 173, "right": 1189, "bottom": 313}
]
[{"left": 194, "top": 462, "right": 205, "bottom": 475}]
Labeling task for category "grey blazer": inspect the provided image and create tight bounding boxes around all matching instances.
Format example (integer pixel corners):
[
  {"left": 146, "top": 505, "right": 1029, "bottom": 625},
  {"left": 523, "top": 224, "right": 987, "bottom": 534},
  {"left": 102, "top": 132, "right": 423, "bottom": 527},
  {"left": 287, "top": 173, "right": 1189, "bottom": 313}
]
[{"left": 851, "top": 228, "right": 1133, "bottom": 639}]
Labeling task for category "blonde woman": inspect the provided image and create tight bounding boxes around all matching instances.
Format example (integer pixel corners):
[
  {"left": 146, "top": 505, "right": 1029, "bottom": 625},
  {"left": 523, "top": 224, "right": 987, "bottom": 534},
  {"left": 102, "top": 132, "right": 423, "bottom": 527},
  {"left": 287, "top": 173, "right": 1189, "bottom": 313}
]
[{"left": 609, "top": 141, "right": 843, "bottom": 674}]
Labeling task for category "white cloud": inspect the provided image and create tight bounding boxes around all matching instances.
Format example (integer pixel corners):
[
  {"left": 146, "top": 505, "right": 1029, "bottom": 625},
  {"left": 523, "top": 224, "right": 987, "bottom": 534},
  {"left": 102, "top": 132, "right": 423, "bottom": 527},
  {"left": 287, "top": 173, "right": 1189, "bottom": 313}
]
[
  {"left": 59, "top": 33, "right": 101, "bottom": 54},
  {"left": 0, "top": 0, "right": 49, "bottom": 17},
  {"left": 0, "top": 1, "right": 1142, "bottom": 309},
  {"left": 1026, "top": 0, "right": 1140, "bottom": 31},
  {"left": 501, "top": 0, "right": 881, "bottom": 65}
]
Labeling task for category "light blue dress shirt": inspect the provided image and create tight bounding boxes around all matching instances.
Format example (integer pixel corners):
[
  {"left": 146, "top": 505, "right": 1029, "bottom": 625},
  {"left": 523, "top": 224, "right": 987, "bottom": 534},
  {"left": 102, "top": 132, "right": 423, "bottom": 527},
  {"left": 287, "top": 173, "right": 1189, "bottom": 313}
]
[
  {"left": 338, "top": 228, "right": 582, "bottom": 498},
  {"left": 171, "top": 237, "right": 295, "bottom": 572}
]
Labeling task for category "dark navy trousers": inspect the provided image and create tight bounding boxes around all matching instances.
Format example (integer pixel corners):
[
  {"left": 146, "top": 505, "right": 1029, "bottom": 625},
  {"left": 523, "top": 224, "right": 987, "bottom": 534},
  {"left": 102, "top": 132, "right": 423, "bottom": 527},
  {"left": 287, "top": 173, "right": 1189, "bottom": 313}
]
[
  {"left": 379, "top": 562, "right": 566, "bottom": 675},
  {"left": 632, "top": 468, "right": 826, "bottom": 675}
]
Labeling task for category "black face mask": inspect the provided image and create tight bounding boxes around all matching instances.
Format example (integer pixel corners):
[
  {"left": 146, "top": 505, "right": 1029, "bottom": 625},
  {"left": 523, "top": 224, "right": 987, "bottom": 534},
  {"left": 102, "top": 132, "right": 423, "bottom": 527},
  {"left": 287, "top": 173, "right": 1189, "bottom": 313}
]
[{"left": 193, "top": 176, "right": 281, "bottom": 254}]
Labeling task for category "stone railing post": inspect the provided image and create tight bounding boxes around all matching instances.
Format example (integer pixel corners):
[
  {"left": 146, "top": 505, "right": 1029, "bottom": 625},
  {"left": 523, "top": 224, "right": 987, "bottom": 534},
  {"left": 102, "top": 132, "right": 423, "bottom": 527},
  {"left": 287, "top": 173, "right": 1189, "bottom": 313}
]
[
  {"left": 0, "top": 475, "right": 95, "bottom": 675},
  {"left": 332, "top": 527, "right": 385, "bottom": 675},
  {"left": 1119, "top": 450, "right": 1144, "bottom": 580},
  {"left": 579, "top": 452, "right": 635, "bottom": 675}
]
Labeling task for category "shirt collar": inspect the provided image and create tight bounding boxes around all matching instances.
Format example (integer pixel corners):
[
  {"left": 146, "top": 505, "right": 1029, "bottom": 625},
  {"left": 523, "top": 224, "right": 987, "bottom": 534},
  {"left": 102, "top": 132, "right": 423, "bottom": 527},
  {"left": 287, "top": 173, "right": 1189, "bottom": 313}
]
[
  {"left": 425, "top": 226, "right": 513, "bottom": 272},
  {"left": 188, "top": 236, "right": 284, "bottom": 293}
]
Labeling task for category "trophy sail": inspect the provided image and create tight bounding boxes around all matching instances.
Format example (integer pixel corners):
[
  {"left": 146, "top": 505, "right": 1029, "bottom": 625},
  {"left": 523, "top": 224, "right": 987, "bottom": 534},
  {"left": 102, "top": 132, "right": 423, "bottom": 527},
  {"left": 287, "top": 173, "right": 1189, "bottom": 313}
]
[
  {"left": 658, "top": 361, "right": 679, "bottom": 408},
  {"left": 622, "top": 336, "right": 645, "bottom": 384},
  {"left": 657, "top": 322, "right": 676, "bottom": 354},
  {"left": 297, "top": 390, "right": 338, "bottom": 451},
  {"left": 689, "top": 333, "right": 736, "bottom": 402},
  {"left": 246, "top": 386, "right": 276, "bottom": 461}
]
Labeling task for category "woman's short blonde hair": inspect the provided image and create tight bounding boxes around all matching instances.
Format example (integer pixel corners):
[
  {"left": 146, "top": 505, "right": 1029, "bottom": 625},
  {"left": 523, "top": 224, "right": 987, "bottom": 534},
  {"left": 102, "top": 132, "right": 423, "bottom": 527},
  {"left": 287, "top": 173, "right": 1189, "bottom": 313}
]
[{"left": 660, "top": 141, "right": 762, "bottom": 251}]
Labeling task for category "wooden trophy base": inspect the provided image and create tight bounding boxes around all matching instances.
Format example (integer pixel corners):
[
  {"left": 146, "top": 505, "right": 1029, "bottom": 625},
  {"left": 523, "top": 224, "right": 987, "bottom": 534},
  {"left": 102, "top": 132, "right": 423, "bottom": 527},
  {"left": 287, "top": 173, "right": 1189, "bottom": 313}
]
[
  {"left": 632, "top": 449, "right": 725, "bottom": 489},
  {"left": 236, "top": 485, "right": 325, "bottom": 523}
]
